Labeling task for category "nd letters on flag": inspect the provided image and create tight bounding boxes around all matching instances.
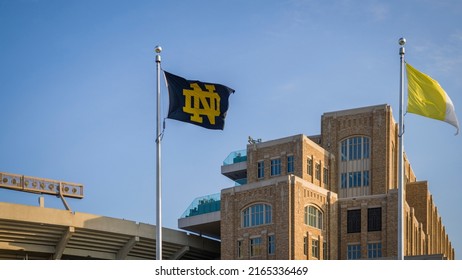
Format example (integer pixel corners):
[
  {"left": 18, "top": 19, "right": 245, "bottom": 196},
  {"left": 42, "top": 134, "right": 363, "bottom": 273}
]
[{"left": 164, "top": 71, "right": 234, "bottom": 130}]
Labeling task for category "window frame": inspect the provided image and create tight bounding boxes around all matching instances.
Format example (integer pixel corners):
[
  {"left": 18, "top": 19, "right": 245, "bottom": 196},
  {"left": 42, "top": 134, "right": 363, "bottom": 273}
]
[
  {"left": 367, "top": 242, "right": 382, "bottom": 259},
  {"left": 270, "top": 158, "right": 281, "bottom": 176},
  {"left": 237, "top": 240, "right": 243, "bottom": 259},
  {"left": 304, "top": 205, "right": 323, "bottom": 230},
  {"left": 242, "top": 203, "right": 272, "bottom": 228},
  {"left": 287, "top": 155, "right": 294, "bottom": 173},
  {"left": 347, "top": 244, "right": 361, "bottom": 260},
  {"left": 341, "top": 136, "right": 371, "bottom": 162},
  {"left": 257, "top": 160, "right": 264, "bottom": 179},
  {"left": 323, "top": 166, "right": 329, "bottom": 186},
  {"left": 347, "top": 209, "right": 361, "bottom": 233},
  {"left": 367, "top": 207, "right": 382, "bottom": 232},
  {"left": 307, "top": 157, "right": 313, "bottom": 176},
  {"left": 315, "top": 162, "right": 321, "bottom": 180},
  {"left": 249, "top": 237, "right": 262, "bottom": 257},
  {"left": 268, "top": 235, "right": 275, "bottom": 255},
  {"left": 311, "top": 239, "right": 320, "bottom": 259}
]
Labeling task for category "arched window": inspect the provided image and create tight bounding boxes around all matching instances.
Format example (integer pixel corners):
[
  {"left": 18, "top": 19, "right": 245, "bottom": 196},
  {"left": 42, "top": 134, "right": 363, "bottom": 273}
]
[
  {"left": 242, "top": 203, "right": 272, "bottom": 228},
  {"left": 304, "top": 205, "right": 323, "bottom": 229},
  {"left": 340, "top": 136, "right": 370, "bottom": 161}
]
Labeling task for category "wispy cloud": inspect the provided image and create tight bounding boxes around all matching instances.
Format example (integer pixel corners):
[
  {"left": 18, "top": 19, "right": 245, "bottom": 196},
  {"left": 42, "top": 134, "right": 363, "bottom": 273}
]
[
  {"left": 367, "top": 1, "right": 389, "bottom": 22},
  {"left": 412, "top": 35, "right": 462, "bottom": 74}
]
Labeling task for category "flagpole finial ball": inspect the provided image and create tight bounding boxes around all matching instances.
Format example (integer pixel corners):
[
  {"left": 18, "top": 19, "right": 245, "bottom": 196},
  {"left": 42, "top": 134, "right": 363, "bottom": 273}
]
[
  {"left": 154, "top": 45, "right": 162, "bottom": 53},
  {"left": 398, "top": 38, "right": 406, "bottom": 46}
]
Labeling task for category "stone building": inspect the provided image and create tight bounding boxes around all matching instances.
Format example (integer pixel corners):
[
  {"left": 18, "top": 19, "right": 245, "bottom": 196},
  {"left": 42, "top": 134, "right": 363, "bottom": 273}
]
[{"left": 179, "top": 104, "right": 455, "bottom": 260}]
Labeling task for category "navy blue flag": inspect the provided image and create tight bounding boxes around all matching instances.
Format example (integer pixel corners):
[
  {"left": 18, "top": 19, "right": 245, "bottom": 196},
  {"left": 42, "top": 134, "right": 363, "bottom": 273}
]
[{"left": 164, "top": 71, "right": 234, "bottom": 130}]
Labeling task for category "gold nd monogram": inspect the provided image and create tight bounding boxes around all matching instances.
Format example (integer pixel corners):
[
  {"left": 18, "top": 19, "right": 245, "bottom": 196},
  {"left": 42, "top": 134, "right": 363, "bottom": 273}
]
[{"left": 182, "top": 83, "right": 221, "bottom": 125}]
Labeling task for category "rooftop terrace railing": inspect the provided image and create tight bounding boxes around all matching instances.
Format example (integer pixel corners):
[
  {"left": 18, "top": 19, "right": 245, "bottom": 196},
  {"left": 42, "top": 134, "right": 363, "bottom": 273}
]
[
  {"left": 222, "top": 149, "right": 247, "bottom": 166},
  {"left": 181, "top": 193, "right": 221, "bottom": 218}
]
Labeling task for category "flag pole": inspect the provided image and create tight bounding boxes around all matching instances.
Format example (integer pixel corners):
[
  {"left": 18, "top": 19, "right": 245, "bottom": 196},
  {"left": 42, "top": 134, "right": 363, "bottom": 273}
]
[
  {"left": 154, "top": 45, "right": 163, "bottom": 260},
  {"left": 397, "top": 37, "right": 406, "bottom": 260}
]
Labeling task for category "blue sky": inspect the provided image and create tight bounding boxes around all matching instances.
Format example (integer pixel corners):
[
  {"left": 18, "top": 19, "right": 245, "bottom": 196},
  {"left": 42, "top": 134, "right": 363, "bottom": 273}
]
[{"left": 1, "top": 0, "right": 461, "bottom": 259}]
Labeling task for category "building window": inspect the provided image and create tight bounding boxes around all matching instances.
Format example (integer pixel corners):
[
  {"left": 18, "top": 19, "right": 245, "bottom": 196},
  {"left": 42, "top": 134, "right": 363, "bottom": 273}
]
[
  {"left": 323, "top": 167, "right": 329, "bottom": 186},
  {"left": 341, "top": 173, "right": 347, "bottom": 189},
  {"left": 307, "top": 158, "right": 313, "bottom": 176},
  {"left": 305, "top": 205, "right": 323, "bottom": 229},
  {"left": 367, "top": 207, "right": 382, "bottom": 232},
  {"left": 270, "top": 158, "right": 281, "bottom": 176},
  {"left": 315, "top": 162, "right": 321, "bottom": 180},
  {"left": 341, "top": 140, "right": 347, "bottom": 161},
  {"left": 349, "top": 171, "right": 361, "bottom": 187},
  {"left": 340, "top": 170, "right": 370, "bottom": 189},
  {"left": 349, "top": 137, "right": 362, "bottom": 160},
  {"left": 312, "top": 239, "right": 320, "bottom": 259},
  {"left": 237, "top": 240, "right": 243, "bottom": 259},
  {"left": 323, "top": 241, "right": 328, "bottom": 260},
  {"left": 347, "top": 244, "right": 361, "bottom": 260},
  {"left": 363, "top": 170, "right": 370, "bottom": 186},
  {"left": 257, "top": 161, "right": 264, "bottom": 179},
  {"left": 339, "top": 136, "right": 371, "bottom": 196},
  {"left": 341, "top": 136, "right": 370, "bottom": 161},
  {"left": 250, "top": 237, "right": 262, "bottom": 257},
  {"left": 303, "top": 236, "right": 308, "bottom": 255},
  {"left": 363, "top": 137, "right": 370, "bottom": 159},
  {"left": 242, "top": 204, "right": 272, "bottom": 228},
  {"left": 367, "top": 242, "right": 382, "bottom": 259},
  {"left": 268, "top": 235, "right": 275, "bottom": 255},
  {"left": 347, "top": 209, "right": 361, "bottom": 233},
  {"left": 287, "top": 155, "right": 294, "bottom": 173}
]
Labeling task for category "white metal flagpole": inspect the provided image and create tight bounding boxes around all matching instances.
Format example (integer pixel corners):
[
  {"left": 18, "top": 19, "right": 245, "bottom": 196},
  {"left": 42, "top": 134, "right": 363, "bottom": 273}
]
[
  {"left": 397, "top": 37, "right": 406, "bottom": 260},
  {"left": 154, "top": 45, "right": 163, "bottom": 260}
]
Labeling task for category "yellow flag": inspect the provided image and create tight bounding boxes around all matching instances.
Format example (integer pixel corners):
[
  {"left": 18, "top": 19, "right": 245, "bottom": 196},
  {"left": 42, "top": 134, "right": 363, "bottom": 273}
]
[{"left": 406, "top": 63, "right": 459, "bottom": 135}]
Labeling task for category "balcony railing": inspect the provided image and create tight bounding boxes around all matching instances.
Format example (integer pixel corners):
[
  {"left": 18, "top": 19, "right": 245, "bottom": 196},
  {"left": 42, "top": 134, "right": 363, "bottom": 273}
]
[
  {"left": 222, "top": 149, "right": 247, "bottom": 166},
  {"left": 181, "top": 193, "right": 220, "bottom": 218}
]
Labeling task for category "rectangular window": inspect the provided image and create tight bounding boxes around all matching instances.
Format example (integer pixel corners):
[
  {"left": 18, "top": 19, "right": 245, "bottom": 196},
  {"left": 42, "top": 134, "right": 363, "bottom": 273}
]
[
  {"left": 367, "top": 207, "right": 382, "bottom": 232},
  {"left": 270, "top": 158, "right": 281, "bottom": 176},
  {"left": 356, "top": 137, "right": 362, "bottom": 160},
  {"left": 347, "top": 244, "right": 361, "bottom": 260},
  {"left": 363, "top": 137, "right": 370, "bottom": 159},
  {"left": 367, "top": 242, "right": 382, "bottom": 259},
  {"left": 307, "top": 158, "right": 313, "bottom": 175},
  {"left": 341, "top": 141, "right": 347, "bottom": 161},
  {"left": 315, "top": 162, "right": 321, "bottom": 180},
  {"left": 237, "top": 240, "right": 243, "bottom": 259},
  {"left": 323, "top": 167, "right": 329, "bottom": 186},
  {"left": 303, "top": 236, "right": 308, "bottom": 255},
  {"left": 250, "top": 237, "right": 262, "bottom": 257},
  {"left": 349, "top": 137, "right": 362, "bottom": 160},
  {"left": 308, "top": 207, "right": 316, "bottom": 227},
  {"left": 347, "top": 209, "right": 361, "bottom": 233},
  {"left": 287, "top": 155, "right": 294, "bottom": 173},
  {"left": 268, "top": 235, "right": 275, "bottom": 255},
  {"left": 348, "top": 171, "right": 362, "bottom": 188},
  {"left": 323, "top": 241, "right": 328, "bottom": 260},
  {"left": 312, "top": 239, "right": 319, "bottom": 259},
  {"left": 243, "top": 209, "right": 250, "bottom": 227},
  {"left": 251, "top": 204, "right": 264, "bottom": 226},
  {"left": 257, "top": 161, "right": 264, "bottom": 179},
  {"left": 341, "top": 173, "right": 347, "bottom": 189},
  {"left": 348, "top": 138, "right": 355, "bottom": 160},
  {"left": 363, "top": 170, "right": 370, "bottom": 187},
  {"left": 265, "top": 204, "right": 272, "bottom": 224}
]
